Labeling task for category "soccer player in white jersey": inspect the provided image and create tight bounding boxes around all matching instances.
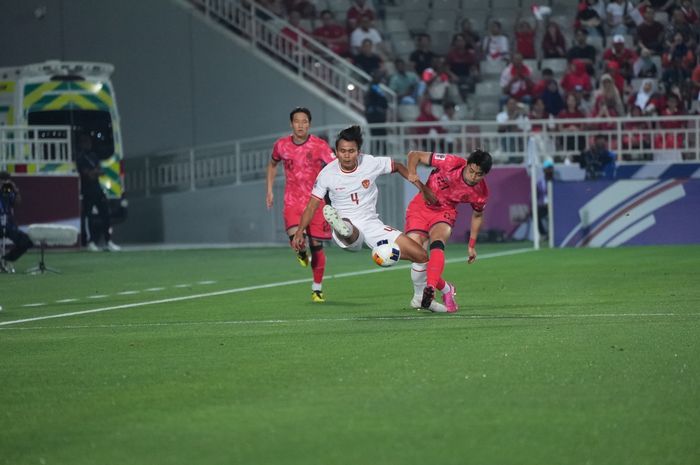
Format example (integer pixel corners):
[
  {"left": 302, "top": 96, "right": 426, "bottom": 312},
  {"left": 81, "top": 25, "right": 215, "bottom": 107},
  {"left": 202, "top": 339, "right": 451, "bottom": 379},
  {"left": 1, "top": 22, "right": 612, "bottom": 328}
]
[{"left": 292, "top": 125, "right": 450, "bottom": 312}]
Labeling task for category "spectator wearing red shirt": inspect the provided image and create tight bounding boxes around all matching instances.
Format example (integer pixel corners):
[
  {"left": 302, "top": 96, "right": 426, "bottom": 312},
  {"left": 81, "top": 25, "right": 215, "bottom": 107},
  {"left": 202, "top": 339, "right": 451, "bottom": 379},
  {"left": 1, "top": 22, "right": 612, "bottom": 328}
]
[
  {"left": 514, "top": 18, "right": 537, "bottom": 59},
  {"left": 446, "top": 33, "right": 479, "bottom": 78},
  {"left": 622, "top": 105, "right": 652, "bottom": 151},
  {"left": 558, "top": 93, "right": 588, "bottom": 151},
  {"left": 603, "top": 60, "right": 627, "bottom": 96},
  {"left": 346, "top": 0, "right": 375, "bottom": 31},
  {"left": 655, "top": 93, "right": 686, "bottom": 153},
  {"left": 636, "top": 7, "right": 666, "bottom": 53},
  {"left": 313, "top": 10, "right": 349, "bottom": 57},
  {"left": 280, "top": 11, "right": 310, "bottom": 54},
  {"left": 680, "top": 0, "right": 700, "bottom": 25},
  {"left": 690, "top": 58, "right": 700, "bottom": 98},
  {"left": 561, "top": 59, "right": 593, "bottom": 96},
  {"left": 529, "top": 98, "right": 551, "bottom": 132},
  {"left": 542, "top": 21, "right": 567, "bottom": 58},
  {"left": 500, "top": 52, "right": 534, "bottom": 105},
  {"left": 533, "top": 68, "right": 556, "bottom": 97},
  {"left": 603, "top": 34, "right": 637, "bottom": 81}
]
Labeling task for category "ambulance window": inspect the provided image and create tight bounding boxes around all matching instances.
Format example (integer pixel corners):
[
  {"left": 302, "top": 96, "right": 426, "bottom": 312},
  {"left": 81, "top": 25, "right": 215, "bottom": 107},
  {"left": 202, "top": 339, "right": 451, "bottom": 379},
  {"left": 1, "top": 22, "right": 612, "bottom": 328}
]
[{"left": 28, "top": 110, "right": 114, "bottom": 160}]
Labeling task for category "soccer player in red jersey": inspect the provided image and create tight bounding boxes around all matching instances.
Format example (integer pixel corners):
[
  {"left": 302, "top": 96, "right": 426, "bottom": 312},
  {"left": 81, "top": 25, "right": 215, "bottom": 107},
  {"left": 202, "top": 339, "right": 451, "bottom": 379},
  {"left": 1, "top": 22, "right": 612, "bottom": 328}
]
[
  {"left": 405, "top": 149, "right": 492, "bottom": 312},
  {"left": 266, "top": 107, "right": 336, "bottom": 303}
]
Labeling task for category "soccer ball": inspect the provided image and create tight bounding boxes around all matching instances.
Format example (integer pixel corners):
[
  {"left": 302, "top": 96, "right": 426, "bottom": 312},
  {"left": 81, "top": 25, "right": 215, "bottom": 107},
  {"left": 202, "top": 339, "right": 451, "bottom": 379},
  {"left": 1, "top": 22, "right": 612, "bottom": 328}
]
[{"left": 371, "top": 240, "right": 401, "bottom": 267}]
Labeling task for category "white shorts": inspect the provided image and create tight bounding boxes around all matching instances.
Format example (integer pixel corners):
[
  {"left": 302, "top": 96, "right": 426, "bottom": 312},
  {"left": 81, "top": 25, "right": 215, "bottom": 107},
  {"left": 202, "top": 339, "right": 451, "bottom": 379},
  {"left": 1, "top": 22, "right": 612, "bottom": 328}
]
[{"left": 332, "top": 216, "right": 402, "bottom": 252}]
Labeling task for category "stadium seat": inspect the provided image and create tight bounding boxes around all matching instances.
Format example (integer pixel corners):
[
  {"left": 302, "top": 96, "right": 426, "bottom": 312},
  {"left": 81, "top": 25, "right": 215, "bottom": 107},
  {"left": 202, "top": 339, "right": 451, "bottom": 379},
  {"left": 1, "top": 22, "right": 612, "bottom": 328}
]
[
  {"left": 630, "top": 77, "right": 645, "bottom": 93},
  {"left": 398, "top": 104, "right": 420, "bottom": 121},
  {"left": 587, "top": 35, "right": 604, "bottom": 52},
  {"left": 402, "top": 12, "right": 428, "bottom": 33},
  {"left": 474, "top": 80, "right": 502, "bottom": 97},
  {"left": 523, "top": 59, "right": 538, "bottom": 71},
  {"left": 427, "top": 18, "right": 453, "bottom": 32},
  {"left": 392, "top": 37, "right": 415, "bottom": 58},
  {"left": 540, "top": 58, "right": 568, "bottom": 74},
  {"left": 326, "top": 0, "right": 350, "bottom": 15},
  {"left": 477, "top": 100, "right": 500, "bottom": 120},
  {"left": 429, "top": 9, "right": 459, "bottom": 23},
  {"left": 433, "top": 0, "right": 461, "bottom": 10},
  {"left": 481, "top": 59, "right": 506, "bottom": 77},
  {"left": 385, "top": 18, "right": 409, "bottom": 35}
]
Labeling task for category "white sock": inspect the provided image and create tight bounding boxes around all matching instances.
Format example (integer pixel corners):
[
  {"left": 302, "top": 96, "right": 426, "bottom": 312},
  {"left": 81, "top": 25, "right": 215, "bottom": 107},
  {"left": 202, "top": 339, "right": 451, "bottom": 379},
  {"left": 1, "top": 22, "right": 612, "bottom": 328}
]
[
  {"left": 312, "top": 282, "right": 322, "bottom": 292},
  {"left": 411, "top": 263, "right": 427, "bottom": 298},
  {"left": 437, "top": 281, "right": 451, "bottom": 293}
]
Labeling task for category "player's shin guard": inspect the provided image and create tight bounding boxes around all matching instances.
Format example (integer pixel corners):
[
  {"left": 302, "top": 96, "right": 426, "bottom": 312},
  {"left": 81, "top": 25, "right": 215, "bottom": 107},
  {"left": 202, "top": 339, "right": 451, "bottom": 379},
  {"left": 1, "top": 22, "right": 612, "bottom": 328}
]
[
  {"left": 427, "top": 241, "right": 446, "bottom": 289},
  {"left": 310, "top": 244, "right": 326, "bottom": 286}
]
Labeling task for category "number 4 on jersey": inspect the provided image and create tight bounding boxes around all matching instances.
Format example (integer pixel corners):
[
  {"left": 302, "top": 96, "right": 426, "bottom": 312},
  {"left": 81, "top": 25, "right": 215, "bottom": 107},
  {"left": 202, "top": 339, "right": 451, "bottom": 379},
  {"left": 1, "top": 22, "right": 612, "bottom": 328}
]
[{"left": 350, "top": 192, "right": 359, "bottom": 204}]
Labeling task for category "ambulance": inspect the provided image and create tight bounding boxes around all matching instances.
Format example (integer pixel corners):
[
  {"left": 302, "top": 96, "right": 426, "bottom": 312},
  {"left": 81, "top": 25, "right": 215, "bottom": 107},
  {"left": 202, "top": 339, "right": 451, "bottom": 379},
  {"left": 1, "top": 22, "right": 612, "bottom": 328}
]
[{"left": 0, "top": 60, "right": 127, "bottom": 222}]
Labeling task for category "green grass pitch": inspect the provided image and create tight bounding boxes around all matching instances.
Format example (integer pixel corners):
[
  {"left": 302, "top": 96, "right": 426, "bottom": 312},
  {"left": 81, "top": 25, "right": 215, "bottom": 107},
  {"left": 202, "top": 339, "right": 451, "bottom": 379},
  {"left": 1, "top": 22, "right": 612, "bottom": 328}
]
[{"left": 1, "top": 243, "right": 699, "bottom": 465}]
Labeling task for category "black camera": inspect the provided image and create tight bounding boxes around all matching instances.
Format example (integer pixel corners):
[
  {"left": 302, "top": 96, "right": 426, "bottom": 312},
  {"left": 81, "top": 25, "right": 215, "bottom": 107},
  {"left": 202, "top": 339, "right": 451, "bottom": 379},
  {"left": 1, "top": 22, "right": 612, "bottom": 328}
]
[{"left": 1, "top": 182, "right": 14, "bottom": 194}]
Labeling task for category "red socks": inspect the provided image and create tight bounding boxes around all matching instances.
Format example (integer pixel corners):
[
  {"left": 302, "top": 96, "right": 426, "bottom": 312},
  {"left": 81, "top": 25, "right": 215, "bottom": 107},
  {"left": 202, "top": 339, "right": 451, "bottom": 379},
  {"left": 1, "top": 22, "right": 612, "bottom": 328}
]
[
  {"left": 426, "top": 248, "right": 445, "bottom": 289},
  {"left": 311, "top": 248, "right": 326, "bottom": 284}
]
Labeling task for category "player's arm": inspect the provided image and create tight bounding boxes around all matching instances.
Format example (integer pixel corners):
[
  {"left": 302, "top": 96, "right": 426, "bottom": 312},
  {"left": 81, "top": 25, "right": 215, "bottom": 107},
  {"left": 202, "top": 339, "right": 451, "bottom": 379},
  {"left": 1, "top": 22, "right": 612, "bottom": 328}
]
[
  {"left": 407, "top": 150, "right": 432, "bottom": 183},
  {"left": 291, "top": 196, "right": 322, "bottom": 251},
  {"left": 467, "top": 210, "right": 484, "bottom": 264},
  {"left": 266, "top": 158, "right": 280, "bottom": 209},
  {"left": 405, "top": 152, "right": 437, "bottom": 205}
]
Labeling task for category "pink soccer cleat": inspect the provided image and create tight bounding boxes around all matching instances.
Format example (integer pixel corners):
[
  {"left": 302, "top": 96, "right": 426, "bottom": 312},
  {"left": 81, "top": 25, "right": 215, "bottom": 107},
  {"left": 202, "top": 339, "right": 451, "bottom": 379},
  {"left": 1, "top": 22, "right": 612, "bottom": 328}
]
[{"left": 441, "top": 282, "right": 458, "bottom": 313}]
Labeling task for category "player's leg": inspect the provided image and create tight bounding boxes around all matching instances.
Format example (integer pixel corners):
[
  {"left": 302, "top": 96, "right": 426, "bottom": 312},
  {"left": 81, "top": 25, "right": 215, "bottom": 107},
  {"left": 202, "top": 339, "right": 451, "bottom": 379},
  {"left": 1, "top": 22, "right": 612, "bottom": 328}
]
[
  {"left": 284, "top": 202, "right": 310, "bottom": 266},
  {"left": 286, "top": 227, "right": 309, "bottom": 267},
  {"left": 323, "top": 205, "right": 360, "bottom": 245},
  {"left": 404, "top": 197, "right": 449, "bottom": 312},
  {"left": 82, "top": 195, "right": 100, "bottom": 251},
  {"left": 422, "top": 223, "right": 456, "bottom": 311},
  {"left": 307, "top": 206, "right": 332, "bottom": 302}
]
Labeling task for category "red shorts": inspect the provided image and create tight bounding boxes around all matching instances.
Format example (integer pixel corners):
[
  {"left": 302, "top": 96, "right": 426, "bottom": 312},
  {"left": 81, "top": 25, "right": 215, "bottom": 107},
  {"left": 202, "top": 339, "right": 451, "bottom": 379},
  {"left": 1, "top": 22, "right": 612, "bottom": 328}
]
[
  {"left": 405, "top": 195, "right": 457, "bottom": 236},
  {"left": 284, "top": 201, "right": 332, "bottom": 240}
]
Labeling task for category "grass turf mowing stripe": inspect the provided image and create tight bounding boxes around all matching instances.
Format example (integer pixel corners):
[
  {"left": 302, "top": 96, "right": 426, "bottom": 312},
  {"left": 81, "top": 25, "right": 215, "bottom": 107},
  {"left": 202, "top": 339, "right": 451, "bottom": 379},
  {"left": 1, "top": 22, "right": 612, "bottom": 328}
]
[
  {"left": 2, "top": 311, "right": 698, "bottom": 332},
  {"left": 0, "top": 248, "right": 534, "bottom": 327}
]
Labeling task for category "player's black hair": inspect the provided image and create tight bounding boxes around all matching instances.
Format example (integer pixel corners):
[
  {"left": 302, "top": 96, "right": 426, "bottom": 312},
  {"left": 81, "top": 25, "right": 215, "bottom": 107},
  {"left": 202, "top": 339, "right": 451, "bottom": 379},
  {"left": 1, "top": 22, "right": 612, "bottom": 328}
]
[
  {"left": 0, "top": 171, "right": 11, "bottom": 181},
  {"left": 335, "top": 125, "right": 363, "bottom": 150},
  {"left": 289, "top": 107, "right": 312, "bottom": 122},
  {"left": 467, "top": 149, "right": 493, "bottom": 174}
]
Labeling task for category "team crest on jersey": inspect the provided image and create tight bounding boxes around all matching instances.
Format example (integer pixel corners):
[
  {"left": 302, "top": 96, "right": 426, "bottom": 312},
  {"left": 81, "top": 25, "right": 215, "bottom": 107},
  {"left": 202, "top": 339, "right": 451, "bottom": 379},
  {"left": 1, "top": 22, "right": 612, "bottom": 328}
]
[
  {"left": 306, "top": 151, "right": 313, "bottom": 161},
  {"left": 434, "top": 153, "right": 447, "bottom": 160},
  {"left": 362, "top": 179, "right": 370, "bottom": 189}
]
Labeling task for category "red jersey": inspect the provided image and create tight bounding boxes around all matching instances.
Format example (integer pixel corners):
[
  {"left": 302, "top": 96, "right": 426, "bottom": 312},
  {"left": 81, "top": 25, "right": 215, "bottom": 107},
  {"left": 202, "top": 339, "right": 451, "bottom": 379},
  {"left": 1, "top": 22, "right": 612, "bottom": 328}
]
[
  {"left": 424, "top": 153, "right": 489, "bottom": 212},
  {"left": 271, "top": 134, "right": 335, "bottom": 206}
]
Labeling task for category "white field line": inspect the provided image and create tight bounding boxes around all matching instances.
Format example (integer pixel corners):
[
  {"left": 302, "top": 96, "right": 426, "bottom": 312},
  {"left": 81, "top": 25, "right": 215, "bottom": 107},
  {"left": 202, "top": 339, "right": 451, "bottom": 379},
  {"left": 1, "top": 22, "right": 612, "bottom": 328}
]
[
  {"left": 0, "top": 248, "right": 533, "bottom": 327},
  {"left": 1, "top": 312, "right": 698, "bottom": 332}
]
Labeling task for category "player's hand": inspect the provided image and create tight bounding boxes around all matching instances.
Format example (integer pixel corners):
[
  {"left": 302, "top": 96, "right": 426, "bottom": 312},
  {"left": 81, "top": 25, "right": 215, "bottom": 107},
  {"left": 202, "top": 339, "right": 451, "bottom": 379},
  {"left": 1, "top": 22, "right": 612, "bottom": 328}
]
[
  {"left": 407, "top": 173, "right": 420, "bottom": 184},
  {"left": 421, "top": 185, "right": 438, "bottom": 205},
  {"left": 291, "top": 231, "right": 306, "bottom": 251},
  {"left": 266, "top": 192, "right": 274, "bottom": 209},
  {"left": 467, "top": 246, "right": 477, "bottom": 264}
]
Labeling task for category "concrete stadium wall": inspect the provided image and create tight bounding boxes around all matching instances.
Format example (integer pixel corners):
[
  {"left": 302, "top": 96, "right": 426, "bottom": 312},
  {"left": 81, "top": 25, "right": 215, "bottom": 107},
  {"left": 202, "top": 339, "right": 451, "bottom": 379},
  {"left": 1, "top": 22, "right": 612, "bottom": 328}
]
[{"left": 0, "top": 0, "right": 353, "bottom": 157}]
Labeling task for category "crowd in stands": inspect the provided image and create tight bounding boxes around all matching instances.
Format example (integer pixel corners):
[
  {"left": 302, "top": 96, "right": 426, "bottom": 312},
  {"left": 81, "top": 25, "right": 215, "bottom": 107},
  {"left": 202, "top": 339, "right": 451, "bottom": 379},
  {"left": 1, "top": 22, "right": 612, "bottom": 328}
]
[{"left": 253, "top": 0, "right": 700, "bottom": 160}]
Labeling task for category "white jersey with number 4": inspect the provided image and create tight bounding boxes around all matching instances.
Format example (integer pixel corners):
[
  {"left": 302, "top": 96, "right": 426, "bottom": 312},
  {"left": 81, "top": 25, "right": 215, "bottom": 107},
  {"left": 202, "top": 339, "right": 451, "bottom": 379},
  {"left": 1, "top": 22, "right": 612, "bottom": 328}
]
[{"left": 311, "top": 154, "right": 394, "bottom": 222}]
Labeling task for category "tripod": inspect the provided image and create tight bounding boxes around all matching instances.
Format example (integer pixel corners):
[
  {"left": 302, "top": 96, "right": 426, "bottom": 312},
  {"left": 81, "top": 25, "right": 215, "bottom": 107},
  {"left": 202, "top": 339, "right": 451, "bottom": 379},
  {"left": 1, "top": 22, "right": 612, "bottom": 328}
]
[
  {"left": 26, "top": 239, "right": 60, "bottom": 274},
  {"left": 0, "top": 212, "right": 10, "bottom": 273}
]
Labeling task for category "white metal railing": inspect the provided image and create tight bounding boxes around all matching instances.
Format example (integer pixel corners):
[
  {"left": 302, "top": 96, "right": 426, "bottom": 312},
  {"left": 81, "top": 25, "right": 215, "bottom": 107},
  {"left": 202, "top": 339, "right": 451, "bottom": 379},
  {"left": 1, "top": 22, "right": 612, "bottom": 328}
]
[
  {"left": 125, "top": 115, "right": 700, "bottom": 197},
  {"left": 187, "top": 0, "right": 396, "bottom": 117},
  {"left": 0, "top": 125, "right": 73, "bottom": 169}
]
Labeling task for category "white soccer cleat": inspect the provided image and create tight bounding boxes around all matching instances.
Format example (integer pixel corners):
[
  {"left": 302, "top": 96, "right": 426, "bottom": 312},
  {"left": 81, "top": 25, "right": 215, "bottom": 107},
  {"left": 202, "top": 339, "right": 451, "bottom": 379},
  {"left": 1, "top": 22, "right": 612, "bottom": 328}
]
[
  {"left": 322, "top": 205, "right": 351, "bottom": 237},
  {"left": 106, "top": 240, "right": 122, "bottom": 252},
  {"left": 87, "top": 241, "right": 100, "bottom": 252},
  {"left": 410, "top": 295, "right": 449, "bottom": 313}
]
